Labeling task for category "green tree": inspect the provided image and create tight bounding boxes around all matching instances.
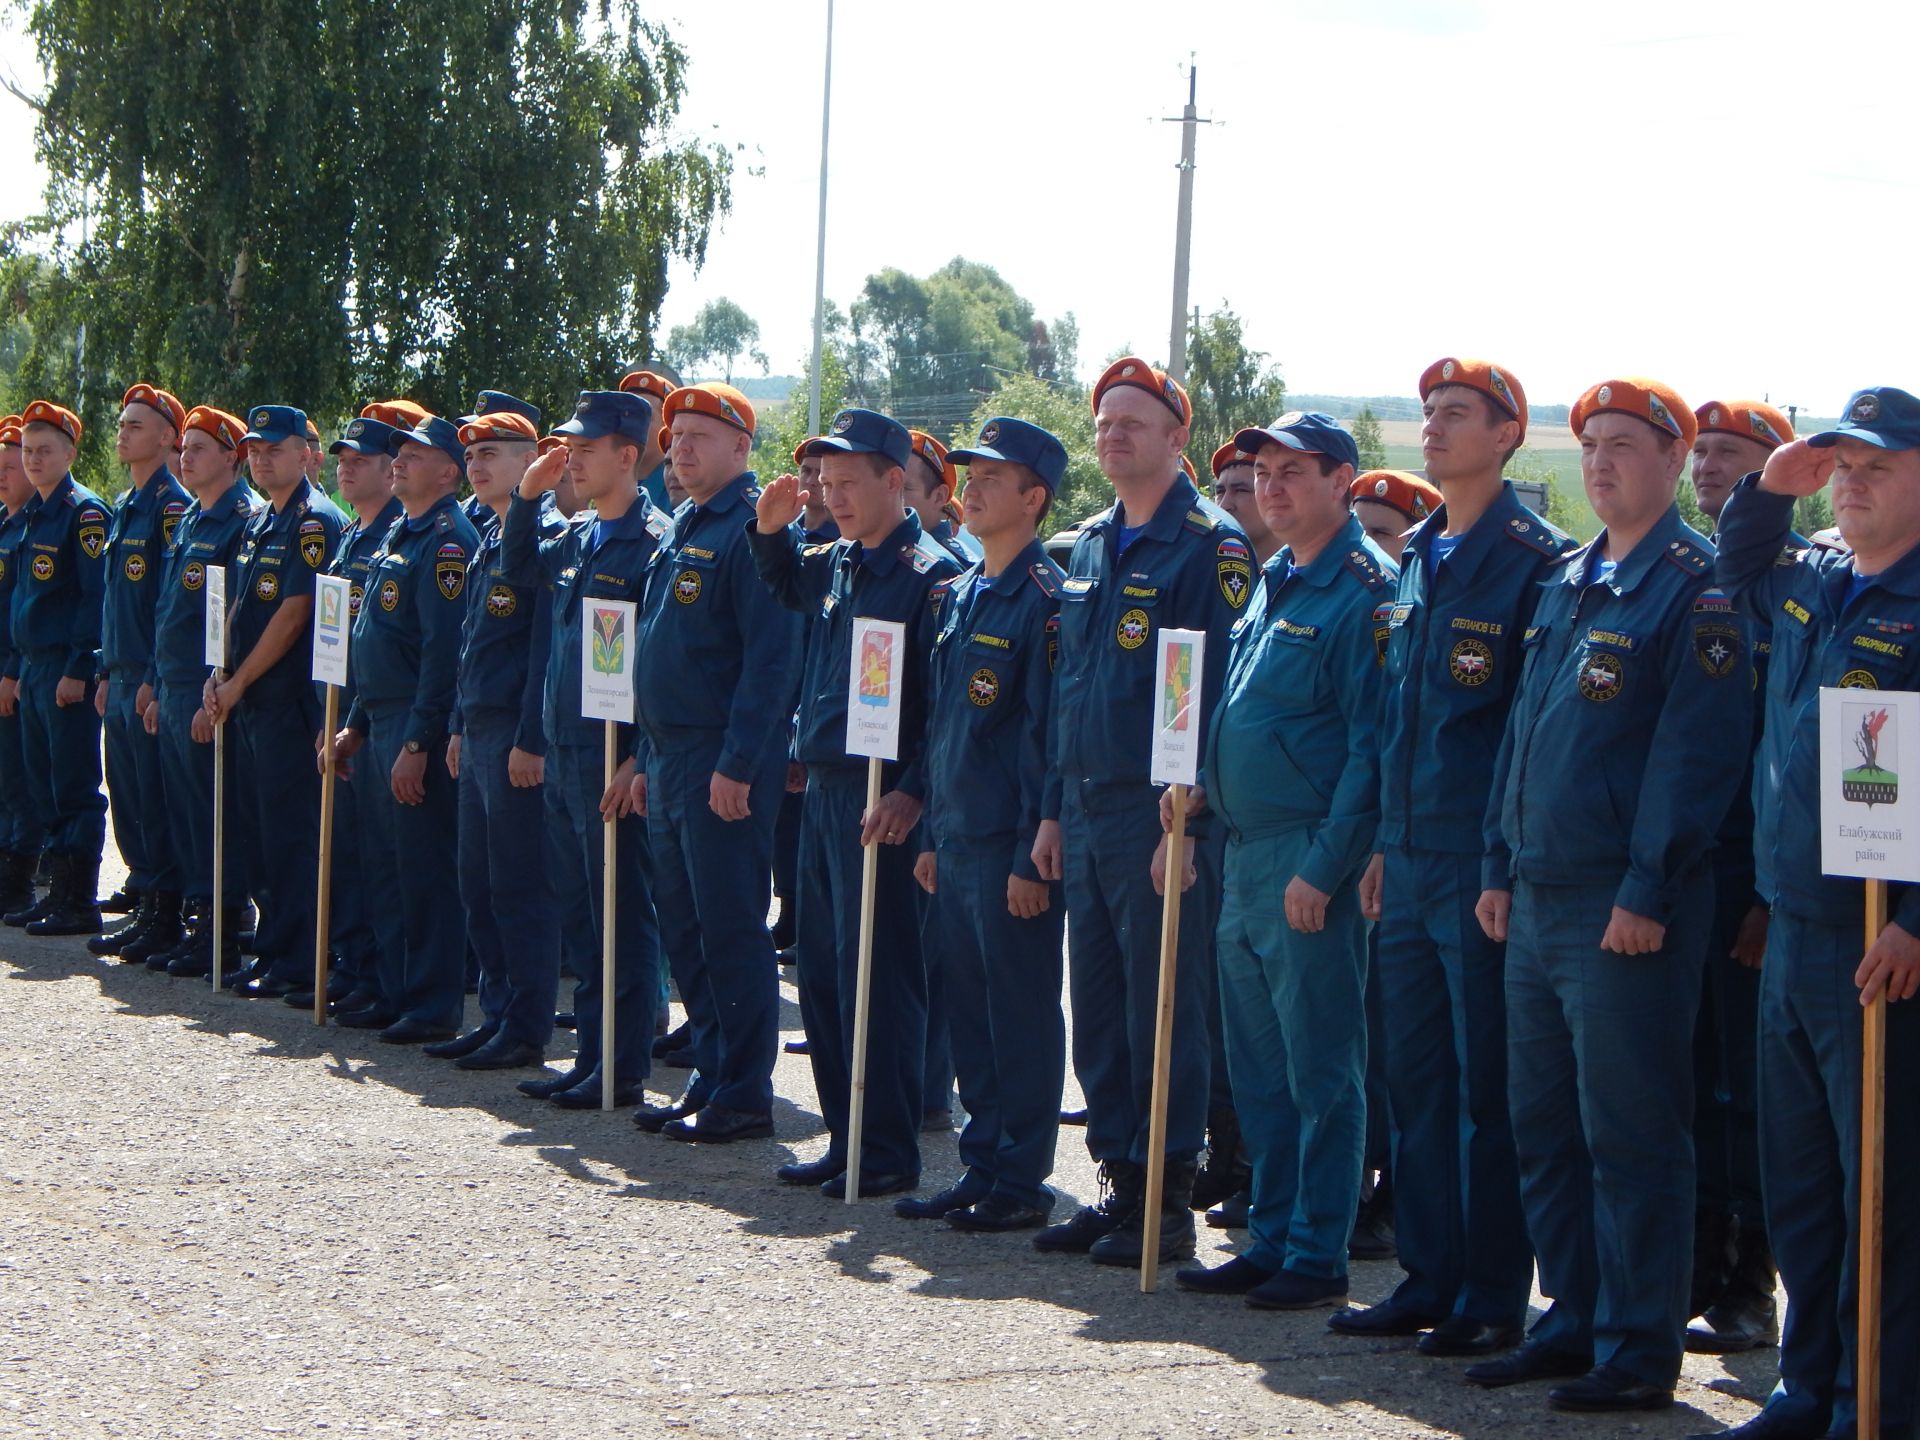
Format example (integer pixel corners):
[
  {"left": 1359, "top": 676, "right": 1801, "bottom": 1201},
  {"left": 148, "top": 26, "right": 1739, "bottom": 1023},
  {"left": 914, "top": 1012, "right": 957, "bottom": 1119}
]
[
  {"left": 666, "top": 297, "right": 768, "bottom": 383},
  {"left": 1182, "top": 305, "right": 1285, "bottom": 473},
  {"left": 1, "top": 0, "right": 732, "bottom": 487},
  {"left": 961, "top": 372, "right": 1106, "bottom": 531},
  {"left": 1352, "top": 405, "right": 1387, "bottom": 471},
  {"left": 751, "top": 344, "right": 850, "bottom": 481},
  {"left": 1794, "top": 491, "right": 1835, "bottom": 536}
]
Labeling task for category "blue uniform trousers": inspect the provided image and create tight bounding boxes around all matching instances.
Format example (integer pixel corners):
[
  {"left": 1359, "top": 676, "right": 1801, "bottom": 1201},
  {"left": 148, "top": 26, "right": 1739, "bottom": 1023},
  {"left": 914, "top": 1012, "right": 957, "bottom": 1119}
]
[
  {"left": 935, "top": 838, "right": 1065, "bottom": 1210},
  {"left": 1218, "top": 828, "right": 1368, "bottom": 1279},
  {"left": 1192, "top": 824, "right": 1234, "bottom": 1114},
  {"left": 545, "top": 773, "right": 598, "bottom": 1022},
  {"left": 1756, "top": 911, "right": 1920, "bottom": 1439},
  {"left": 1362, "top": 926, "right": 1392, "bottom": 1178},
  {"left": 1694, "top": 852, "right": 1765, "bottom": 1225},
  {"left": 796, "top": 769, "right": 926, "bottom": 1180},
  {"left": 548, "top": 739, "right": 655, "bottom": 1088},
  {"left": 155, "top": 684, "right": 250, "bottom": 907},
  {"left": 235, "top": 688, "right": 324, "bottom": 983},
  {"left": 1378, "top": 846, "right": 1534, "bottom": 1328},
  {"left": 1506, "top": 876, "right": 1707, "bottom": 1387},
  {"left": 355, "top": 706, "right": 465, "bottom": 1030},
  {"left": 18, "top": 652, "right": 105, "bottom": 857},
  {"left": 919, "top": 879, "right": 955, "bottom": 1114},
  {"left": 774, "top": 787, "right": 802, "bottom": 901},
  {"left": 457, "top": 711, "right": 558, "bottom": 1049},
  {"left": 104, "top": 677, "right": 175, "bottom": 890},
  {"left": 0, "top": 709, "right": 45, "bottom": 854},
  {"left": 325, "top": 771, "right": 380, "bottom": 988},
  {"left": 1061, "top": 789, "right": 1216, "bottom": 1163},
  {"left": 647, "top": 740, "right": 781, "bottom": 1114}
]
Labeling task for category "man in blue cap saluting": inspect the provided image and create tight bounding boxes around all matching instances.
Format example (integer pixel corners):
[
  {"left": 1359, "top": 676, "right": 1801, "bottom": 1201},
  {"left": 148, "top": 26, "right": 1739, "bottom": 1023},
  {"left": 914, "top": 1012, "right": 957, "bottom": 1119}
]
[{"left": 1708, "top": 385, "right": 1920, "bottom": 1440}]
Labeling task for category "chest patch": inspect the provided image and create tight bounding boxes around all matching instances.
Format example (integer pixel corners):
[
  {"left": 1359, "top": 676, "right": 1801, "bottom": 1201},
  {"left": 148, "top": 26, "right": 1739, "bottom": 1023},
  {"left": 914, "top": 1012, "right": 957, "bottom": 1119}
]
[
  {"left": 968, "top": 668, "right": 1000, "bottom": 707},
  {"left": 124, "top": 553, "right": 147, "bottom": 583},
  {"left": 674, "top": 569, "right": 702, "bottom": 604},
  {"left": 379, "top": 577, "right": 401, "bottom": 613},
  {"left": 1578, "top": 651, "right": 1624, "bottom": 703},
  {"left": 1117, "top": 608, "right": 1150, "bottom": 650},
  {"left": 486, "top": 584, "right": 516, "bottom": 618},
  {"left": 1450, "top": 637, "right": 1493, "bottom": 686},
  {"left": 254, "top": 571, "right": 279, "bottom": 602},
  {"left": 31, "top": 553, "right": 54, "bottom": 582}
]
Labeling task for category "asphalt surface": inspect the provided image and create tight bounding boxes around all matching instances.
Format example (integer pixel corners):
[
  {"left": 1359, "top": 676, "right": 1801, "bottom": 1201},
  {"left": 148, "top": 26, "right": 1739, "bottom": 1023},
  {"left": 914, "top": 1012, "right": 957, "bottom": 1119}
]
[{"left": 0, "top": 851, "right": 1778, "bottom": 1438}]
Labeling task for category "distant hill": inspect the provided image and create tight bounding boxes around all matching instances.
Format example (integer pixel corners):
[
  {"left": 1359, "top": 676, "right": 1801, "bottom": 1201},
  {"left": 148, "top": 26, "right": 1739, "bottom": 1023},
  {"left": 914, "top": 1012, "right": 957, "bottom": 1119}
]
[{"left": 1291, "top": 393, "right": 1572, "bottom": 425}]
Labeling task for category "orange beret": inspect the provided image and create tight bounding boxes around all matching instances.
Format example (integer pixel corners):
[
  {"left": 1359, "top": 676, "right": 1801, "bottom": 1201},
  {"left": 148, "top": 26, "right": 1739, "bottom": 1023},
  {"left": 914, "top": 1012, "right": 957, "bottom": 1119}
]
[
  {"left": 1352, "top": 469, "right": 1443, "bottom": 523},
  {"left": 1419, "top": 357, "right": 1528, "bottom": 443},
  {"left": 360, "top": 399, "right": 431, "bottom": 430},
  {"left": 1093, "top": 355, "right": 1192, "bottom": 426},
  {"left": 619, "top": 371, "right": 678, "bottom": 408},
  {"left": 123, "top": 383, "right": 187, "bottom": 435},
  {"left": 22, "top": 400, "right": 82, "bottom": 444},
  {"left": 0, "top": 414, "right": 21, "bottom": 448},
  {"left": 663, "top": 382, "right": 755, "bottom": 439},
  {"left": 1180, "top": 454, "right": 1198, "bottom": 483},
  {"left": 305, "top": 418, "right": 320, "bottom": 441},
  {"left": 793, "top": 437, "right": 823, "bottom": 466},
  {"left": 184, "top": 405, "right": 249, "bottom": 456},
  {"left": 1693, "top": 399, "right": 1793, "bottom": 451},
  {"left": 1210, "top": 441, "right": 1253, "bottom": 478},
  {"left": 908, "top": 430, "right": 958, "bottom": 492},
  {"left": 458, "top": 412, "right": 540, "bottom": 447},
  {"left": 1571, "top": 377, "right": 1696, "bottom": 449},
  {"left": 537, "top": 434, "right": 566, "bottom": 456}
]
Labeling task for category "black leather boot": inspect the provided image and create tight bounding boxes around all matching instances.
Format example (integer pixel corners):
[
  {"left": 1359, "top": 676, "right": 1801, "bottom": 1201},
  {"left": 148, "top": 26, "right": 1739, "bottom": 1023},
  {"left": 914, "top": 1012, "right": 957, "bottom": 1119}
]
[
  {"left": 88, "top": 890, "right": 153, "bottom": 956},
  {"left": 1090, "top": 1158, "right": 1198, "bottom": 1266},
  {"left": 1033, "top": 1160, "right": 1145, "bottom": 1253},
  {"left": 0, "top": 849, "right": 34, "bottom": 913},
  {"left": 29, "top": 852, "right": 103, "bottom": 936},
  {"left": 1688, "top": 1220, "right": 1778, "bottom": 1353},
  {"left": 4, "top": 850, "right": 59, "bottom": 927},
  {"left": 120, "top": 893, "right": 185, "bottom": 966},
  {"left": 1191, "top": 1105, "right": 1248, "bottom": 1211}
]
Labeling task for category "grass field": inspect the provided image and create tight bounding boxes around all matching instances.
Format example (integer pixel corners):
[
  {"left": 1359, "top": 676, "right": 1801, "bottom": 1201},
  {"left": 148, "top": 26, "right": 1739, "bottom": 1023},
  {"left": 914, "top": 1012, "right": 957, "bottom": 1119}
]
[{"left": 1378, "top": 419, "right": 1602, "bottom": 540}]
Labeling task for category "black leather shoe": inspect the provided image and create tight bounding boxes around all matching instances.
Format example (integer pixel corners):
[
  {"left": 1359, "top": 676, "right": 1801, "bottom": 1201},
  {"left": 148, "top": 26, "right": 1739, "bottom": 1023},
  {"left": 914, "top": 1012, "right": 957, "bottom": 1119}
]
[
  {"left": 634, "top": 1092, "right": 704, "bottom": 1133},
  {"left": 553, "top": 1011, "right": 577, "bottom": 1031},
  {"left": 456, "top": 1039, "right": 545, "bottom": 1071},
  {"left": 1418, "top": 1316, "right": 1524, "bottom": 1357},
  {"left": 99, "top": 887, "right": 137, "bottom": 915},
  {"left": 662, "top": 1105, "right": 774, "bottom": 1143},
  {"left": 165, "top": 951, "right": 213, "bottom": 979},
  {"left": 518, "top": 1069, "right": 587, "bottom": 1099},
  {"left": 1547, "top": 1365, "right": 1673, "bottom": 1412},
  {"left": 1207, "top": 1187, "right": 1251, "bottom": 1229},
  {"left": 551, "top": 1082, "right": 642, "bottom": 1109},
  {"left": 821, "top": 1171, "right": 917, "bottom": 1199},
  {"left": 650, "top": 1021, "right": 691, "bottom": 1058},
  {"left": 659, "top": 1046, "right": 695, "bottom": 1069},
  {"left": 920, "top": 1109, "right": 954, "bottom": 1133},
  {"left": 330, "top": 986, "right": 381, "bottom": 1015},
  {"left": 1175, "top": 1255, "right": 1277, "bottom": 1294},
  {"left": 423, "top": 1026, "right": 498, "bottom": 1060},
  {"left": 1685, "top": 1407, "right": 1830, "bottom": 1440},
  {"left": 893, "top": 1175, "right": 989, "bottom": 1219},
  {"left": 1245, "top": 1269, "right": 1348, "bottom": 1310},
  {"left": 1329, "top": 1301, "right": 1446, "bottom": 1337},
  {"left": 283, "top": 990, "right": 318, "bottom": 1009},
  {"left": 776, "top": 1156, "right": 842, "bottom": 1187},
  {"left": 1059, "top": 1107, "right": 1088, "bottom": 1126},
  {"left": 336, "top": 1007, "right": 400, "bottom": 1029},
  {"left": 783, "top": 1038, "right": 810, "bottom": 1055},
  {"left": 379, "top": 1018, "right": 458, "bottom": 1045},
  {"left": 946, "top": 1194, "right": 1054, "bottom": 1232},
  {"left": 240, "top": 975, "right": 297, "bottom": 999},
  {"left": 1464, "top": 1341, "right": 1592, "bottom": 1389}
]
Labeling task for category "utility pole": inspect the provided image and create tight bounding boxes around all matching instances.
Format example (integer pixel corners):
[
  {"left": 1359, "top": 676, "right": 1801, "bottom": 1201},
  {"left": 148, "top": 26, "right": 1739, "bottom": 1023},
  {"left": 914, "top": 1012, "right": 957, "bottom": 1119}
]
[
  {"left": 1163, "top": 57, "right": 1210, "bottom": 384},
  {"left": 807, "top": 0, "right": 834, "bottom": 436}
]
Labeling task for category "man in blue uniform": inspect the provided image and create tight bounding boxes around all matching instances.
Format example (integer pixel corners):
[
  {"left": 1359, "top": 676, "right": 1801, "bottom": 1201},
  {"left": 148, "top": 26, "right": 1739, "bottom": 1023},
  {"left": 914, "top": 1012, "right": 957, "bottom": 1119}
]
[
  {"left": 1709, "top": 387, "right": 1920, "bottom": 1440},
  {"left": 629, "top": 382, "right": 798, "bottom": 1140},
  {"left": 0, "top": 416, "right": 45, "bottom": 916},
  {"left": 90, "top": 384, "right": 192, "bottom": 959},
  {"left": 1685, "top": 398, "right": 1799, "bottom": 1358},
  {"left": 1172, "top": 411, "right": 1394, "bottom": 1308},
  {"left": 4, "top": 401, "right": 111, "bottom": 936},
  {"left": 901, "top": 416, "right": 1068, "bottom": 1230},
  {"left": 502, "top": 390, "right": 668, "bottom": 1109},
  {"left": 435, "top": 409, "right": 561, "bottom": 1069},
  {"left": 1030, "top": 358, "right": 1247, "bottom": 1267},
  {"left": 1333, "top": 359, "right": 1571, "bottom": 1355},
  {"left": 204, "top": 406, "right": 346, "bottom": 996},
  {"left": 326, "top": 413, "right": 477, "bottom": 1042},
  {"left": 749, "top": 406, "right": 962, "bottom": 1197},
  {"left": 1473, "top": 377, "right": 1752, "bottom": 1412},
  {"left": 143, "top": 406, "right": 257, "bottom": 977}
]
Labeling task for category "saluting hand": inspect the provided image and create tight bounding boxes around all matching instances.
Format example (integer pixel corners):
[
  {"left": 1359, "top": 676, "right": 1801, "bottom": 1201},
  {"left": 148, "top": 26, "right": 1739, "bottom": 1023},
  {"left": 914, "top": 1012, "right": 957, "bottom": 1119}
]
[
  {"left": 1758, "top": 437, "right": 1835, "bottom": 497},
  {"left": 1857, "top": 918, "right": 1920, "bottom": 1005},
  {"left": 755, "top": 472, "right": 808, "bottom": 535},
  {"left": 519, "top": 444, "right": 567, "bottom": 500}
]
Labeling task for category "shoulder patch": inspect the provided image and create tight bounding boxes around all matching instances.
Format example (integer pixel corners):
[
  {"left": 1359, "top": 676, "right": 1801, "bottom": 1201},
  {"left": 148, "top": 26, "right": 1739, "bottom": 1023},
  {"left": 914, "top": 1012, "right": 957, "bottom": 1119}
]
[
  {"left": 646, "top": 510, "right": 672, "bottom": 542},
  {"left": 1504, "top": 514, "right": 1574, "bottom": 557},
  {"left": 1663, "top": 540, "right": 1711, "bottom": 574},
  {"left": 1182, "top": 507, "right": 1219, "bottom": 536},
  {"left": 1694, "top": 586, "right": 1734, "bottom": 614},
  {"left": 801, "top": 542, "right": 835, "bottom": 558},
  {"left": 1342, "top": 547, "right": 1393, "bottom": 592},
  {"left": 1027, "top": 561, "right": 1062, "bottom": 599}
]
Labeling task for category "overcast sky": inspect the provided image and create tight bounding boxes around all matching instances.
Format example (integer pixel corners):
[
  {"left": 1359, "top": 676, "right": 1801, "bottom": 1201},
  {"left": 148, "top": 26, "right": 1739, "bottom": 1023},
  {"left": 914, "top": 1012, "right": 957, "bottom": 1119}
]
[{"left": 4, "top": 0, "right": 1916, "bottom": 419}]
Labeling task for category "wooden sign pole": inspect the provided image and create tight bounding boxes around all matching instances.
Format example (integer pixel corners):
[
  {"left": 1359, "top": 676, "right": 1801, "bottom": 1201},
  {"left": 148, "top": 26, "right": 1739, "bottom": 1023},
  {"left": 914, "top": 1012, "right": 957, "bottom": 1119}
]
[
  {"left": 312, "top": 685, "right": 338, "bottom": 1024},
  {"left": 843, "top": 755, "right": 885, "bottom": 1204},
  {"left": 1859, "top": 876, "right": 1888, "bottom": 1440},
  {"left": 1141, "top": 783, "right": 1189, "bottom": 1292}
]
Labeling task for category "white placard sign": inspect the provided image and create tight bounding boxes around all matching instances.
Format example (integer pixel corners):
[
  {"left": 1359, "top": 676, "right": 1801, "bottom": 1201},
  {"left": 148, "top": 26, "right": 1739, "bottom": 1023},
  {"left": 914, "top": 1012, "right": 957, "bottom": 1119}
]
[
  {"left": 1149, "top": 628, "right": 1206, "bottom": 788},
  {"left": 203, "top": 564, "right": 228, "bottom": 668},
  {"left": 311, "top": 574, "right": 351, "bottom": 688},
  {"left": 1819, "top": 686, "right": 1920, "bottom": 881},
  {"left": 580, "top": 599, "right": 637, "bottom": 721},
  {"left": 845, "top": 617, "right": 906, "bottom": 761}
]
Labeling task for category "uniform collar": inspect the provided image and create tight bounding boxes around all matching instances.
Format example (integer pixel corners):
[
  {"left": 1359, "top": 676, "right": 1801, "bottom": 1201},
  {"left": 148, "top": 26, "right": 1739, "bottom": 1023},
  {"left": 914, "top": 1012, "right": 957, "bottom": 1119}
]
[
  {"left": 1839, "top": 535, "right": 1920, "bottom": 604},
  {"left": 357, "top": 494, "right": 404, "bottom": 537},
  {"left": 198, "top": 480, "right": 250, "bottom": 521},
  {"left": 1275, "top": 511, "right": 1368, "bottom": 589},
  {"left": 1098, "top": 474, "right": 1203, "bottom": 542},
  {"left": 1408, "top": 479, "right": 1526, "bottom": 582},
  {"left": 594, "top": 489, "right": 660, "bottom": 539},
  {"left": 127, "top": 465, "right": 181, "bottom": 506},
  {"left": 693, "top": 470, "right": 755, "bottom": 517},
  {"left": 850, "top": 510, "right": 924, "bottom": 575},
  {"left": 261, "top": 476, "right": 315, "bottom": 526},
  {"left": 30, "top": 473, "right": 76, "bottom": 511},
  {"left": 977, "top": 536, "right": 1051, "bottom": 595},
  {"left": 1568, "top": 503, "right": 1691, "bottom": 596},
  {"left": 403, "top": 490, "right": 462, "bottom": 532}
]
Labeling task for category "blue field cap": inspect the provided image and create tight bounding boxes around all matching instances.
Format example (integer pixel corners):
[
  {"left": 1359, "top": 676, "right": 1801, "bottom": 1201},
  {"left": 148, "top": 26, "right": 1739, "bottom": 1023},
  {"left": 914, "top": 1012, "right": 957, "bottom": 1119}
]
[
  {"left": 803, "top": 408, "right": 912, "bottom": 469},
  {"left": 948, "top": 416, "right": 1069, "bottom": 491},
  {"left": 387, "top": 414, "right": 467, "bottom": 473},
  {"left": 1233, "top": 411, "right": 1361, "bottom": 472},
  {"left": 243, "top": 404, "right": 309, "bottom": 446},
  {"left": 553, "top": 390, "right": 654, "bottom": 446},
  {"left": 1809, "top": 387, "right": 1920, "bottom": 452},
  {"left": 461, "top": 389, "right": 541, "bottom": 427},
  {"left": 330, "top": 416, "right": 400, "bottom": 457}
]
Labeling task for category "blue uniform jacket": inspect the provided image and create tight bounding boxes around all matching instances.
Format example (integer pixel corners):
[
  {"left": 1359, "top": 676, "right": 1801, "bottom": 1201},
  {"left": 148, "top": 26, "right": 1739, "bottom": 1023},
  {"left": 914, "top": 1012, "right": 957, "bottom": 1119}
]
[
  {"left": 100, "top": 466, "right": 191, "bottom": 678},
  {"left": 1379, "top": 483, "right": 1573, "bottom": 855},
  {"left": 747, "top": 509, "right": 960, "bottom": 795},
  {"left": 150, "top": 482, "right": 260, "bottom": 690},
  {"left": 332, "top": 495, "right": 405, "bottom": 625},
  {"left": 1716, "top": 477, "right": 1920, "bottom": 933},
  {"left": 500, "top": 486, "right": 670, "bottom": 751},
  {"left": 1484, "top": 504, "right": 1753, "bottom": 922},
  {"left": 1051, "top": 474, "right": 1250, "bottom": 816},
  {"left": 229, "top": 478, "right": 347, "bottom": 696},
  {"left": 923, "top": 537, "right": 1063, "bottom": 879},
  {"left": 1206, "top": 514, "right": 1397, "bottom": 891},
  {"left": 346, "top": 492, "right": 480, "bottom": 747},
  {"left": 634, "top": 472, "right": 800, "bottom": 780},
  {"left": 10, "top": 473, "right": 110, "bottom": 679},
  {"left": 453, "top": 496, "right": 562, "bottom": 755},
  {"left": 0, "top": 506, "right": 30, "bottom": 680}
]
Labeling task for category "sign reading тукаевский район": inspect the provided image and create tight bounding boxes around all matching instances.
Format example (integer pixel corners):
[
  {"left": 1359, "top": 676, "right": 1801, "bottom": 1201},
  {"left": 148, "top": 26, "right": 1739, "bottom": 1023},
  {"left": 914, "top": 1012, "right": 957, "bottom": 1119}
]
[{"left": 1819, "top": 686, "right": 1920, "bottom": 882}]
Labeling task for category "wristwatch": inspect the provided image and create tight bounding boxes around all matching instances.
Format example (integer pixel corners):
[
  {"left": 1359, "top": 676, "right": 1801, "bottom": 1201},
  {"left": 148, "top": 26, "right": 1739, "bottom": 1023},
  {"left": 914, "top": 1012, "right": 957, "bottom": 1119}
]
[{"left": 404, "top": 739, "right": 425, "bottom": 754}]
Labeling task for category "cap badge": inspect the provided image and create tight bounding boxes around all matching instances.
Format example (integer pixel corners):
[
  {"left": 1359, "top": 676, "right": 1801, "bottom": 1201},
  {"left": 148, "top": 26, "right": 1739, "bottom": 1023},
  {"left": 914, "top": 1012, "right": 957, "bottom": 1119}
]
[
  {"left": 1596, "top": 385, "right": 1612, "bottom": 405},
  {"left": 1751, "top": 412, "right": 1784, "bottom": 446},
  {"left": 254, "top": 410, "right": 270, "bottom": 426},
  {"left": 1647, "top": 392, "right": 1681, "bottom": 438},
  {"left": 1374, "top": 478, "right": 1389, "bottom": 497},
  {"left": 1853, "top": 393, "right": 1883, "bottom": 423},
  {"left": 576, "top": 399, "right": 591, "bottom": 414},
  {"left": 1119, "top": 364, "right": 1138, "bottom": 378},
  {"left": 1488, "top": 367, "right": 1517, "bottom": 414},
  {"left": 1274, "top": 411, "right": 1303, "bottom": 427},
  {"left": 979, "top": 422, "right": 1001, "bottom": 445},
  {"left": 346, "top": 420, "right": 364, "bottom": 438},
  {"left": 1708, "top": 407, "right": 1723, "bottom": 425},
  {"left": 1441, "top": 360, "right": 1457, "bottom": 380},
  {"left": 832, "top": 411, "right": 854, "bottom": 433}
]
